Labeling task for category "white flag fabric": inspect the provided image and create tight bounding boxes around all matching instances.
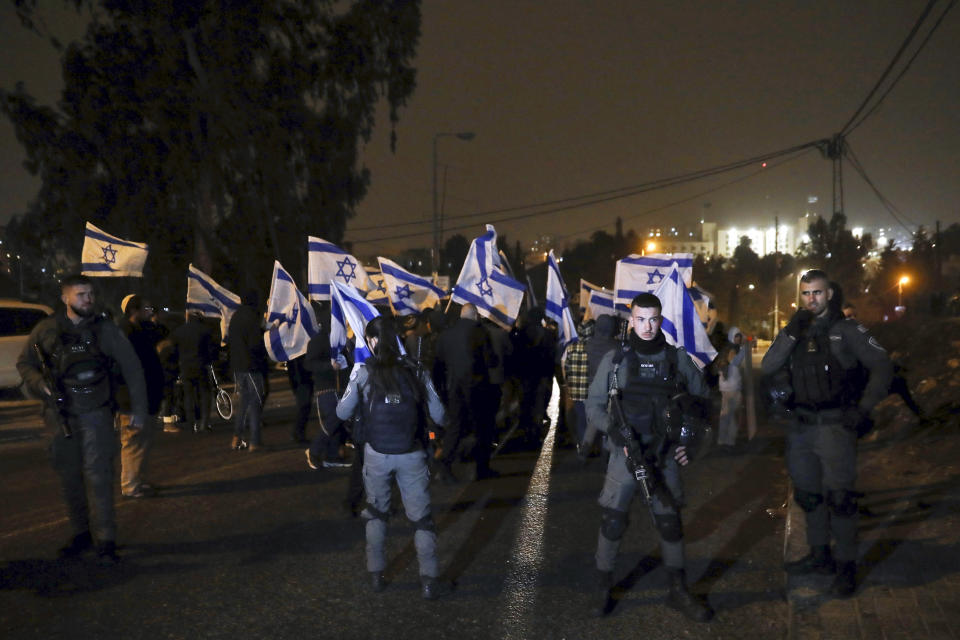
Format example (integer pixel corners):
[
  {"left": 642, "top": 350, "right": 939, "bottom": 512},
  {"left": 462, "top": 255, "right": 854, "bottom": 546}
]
[
  {"left": 378, "top": 257, "right": 445, "bottom": 316},
  {"left": 330, "top": 280, "right": 381, "bottom": 364},
  {"left": 545, "top": 250, "right": 578, "bottom": 349},
  {"left": 364, "top": 267, "right": 390, "bottom": 305},
  {"left": 688, "top": 283, "right": 713, "bottom": 327},
  {"left": 307, "top": 236, "right": 371, "bottom": 301},
  {"left": 263, "top": 261, "right": 318, "bottom": 362},
  {"left": 186, "top": 264, "right": 241, "bottom": 342},
  {"left": 586, "top": 288, "right": 629, "bottom": 322},
  {"left": 80, "top": 222, "right": 149, "bottom": 277},
  {"left": 451, "top": 225, "right": 526, "bottom": 330},
  {"left": 579, "top": 279, "right": 603, "bottom": 312},
  {"left": 614, "top": 253, "right": 693, "bottom": 307},
  {"left": 653, "top": 263, "right": 717, "bottom": 370}
]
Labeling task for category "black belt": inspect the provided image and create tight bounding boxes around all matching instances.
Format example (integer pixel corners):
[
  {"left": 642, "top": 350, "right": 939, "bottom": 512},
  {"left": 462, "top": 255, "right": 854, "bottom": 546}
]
[{"left": 795, "top": 407, "right": 844, "bottom": 425}]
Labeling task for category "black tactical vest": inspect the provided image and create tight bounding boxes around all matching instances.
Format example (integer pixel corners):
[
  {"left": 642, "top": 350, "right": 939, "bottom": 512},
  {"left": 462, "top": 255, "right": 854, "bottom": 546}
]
[
  {"left": 362, "top": 368, "right": 424, "bottom": 454},
  {"left": 615, "top": 347, "right": 679, "bottom": 436},
  {"left": 789, "top": 325, "right": 849, "bottom": 410},
  {"left": 53, "top": 320, "right": 114, "bottom": 415}
]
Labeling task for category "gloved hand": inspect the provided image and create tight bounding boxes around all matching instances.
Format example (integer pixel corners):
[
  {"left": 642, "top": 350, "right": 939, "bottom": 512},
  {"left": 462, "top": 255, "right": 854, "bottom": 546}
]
[{"left": 784, "top": 309, "right": 814, "bottom": 339}]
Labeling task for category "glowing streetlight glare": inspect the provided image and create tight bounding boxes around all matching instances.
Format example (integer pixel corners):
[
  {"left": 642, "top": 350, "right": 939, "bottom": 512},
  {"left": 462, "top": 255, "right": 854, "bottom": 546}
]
[
  {"left": 898, "top": 276, "right": 909, "bottom": 285},
  {"left": 646, "top": 241, "right": 657, "bottom": 253}
]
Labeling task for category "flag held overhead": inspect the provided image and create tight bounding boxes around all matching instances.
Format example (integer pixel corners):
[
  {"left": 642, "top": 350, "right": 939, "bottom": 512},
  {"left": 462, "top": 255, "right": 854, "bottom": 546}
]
[
  {"left": 81, "top": 222, "right": 149, "bottom": 278},
  {"left": 264, "top": 261, "right": 318, "bottom": 362}
]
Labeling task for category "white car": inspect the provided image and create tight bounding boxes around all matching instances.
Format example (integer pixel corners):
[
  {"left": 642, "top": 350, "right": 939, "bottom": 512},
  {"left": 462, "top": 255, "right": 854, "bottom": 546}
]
[{"left": 0, "top": 300, "right": 54, "bottom": 389}]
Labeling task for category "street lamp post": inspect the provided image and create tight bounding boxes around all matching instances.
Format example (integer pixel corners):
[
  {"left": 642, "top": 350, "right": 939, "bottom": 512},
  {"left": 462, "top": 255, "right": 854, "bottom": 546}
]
[{"left": 432, "top": 131, "right": 475, "bottom": 275}]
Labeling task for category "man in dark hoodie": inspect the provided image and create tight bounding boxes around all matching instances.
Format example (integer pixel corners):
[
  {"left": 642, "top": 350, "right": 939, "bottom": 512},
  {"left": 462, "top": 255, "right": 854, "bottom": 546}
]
[
  {"left": 171, "top": 311, "right": 218, "bottom": 433},
  {"left": 228, "top": 289, "right": 268, "bottom": 451},
  {"left": 433, "top": 303, "right": 499, "bottom": 482}
]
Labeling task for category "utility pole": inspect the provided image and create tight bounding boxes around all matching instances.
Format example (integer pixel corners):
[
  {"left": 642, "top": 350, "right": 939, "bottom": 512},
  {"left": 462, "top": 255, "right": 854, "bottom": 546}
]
[{"left": 773, "top": 216, "right": 779, "bottom": 332}]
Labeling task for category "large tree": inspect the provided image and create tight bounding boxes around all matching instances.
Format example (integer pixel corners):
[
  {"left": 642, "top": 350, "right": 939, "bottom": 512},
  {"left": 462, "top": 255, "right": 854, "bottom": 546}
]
[{"left": 3, "top": 0, "right": 420, "bottom": 303}]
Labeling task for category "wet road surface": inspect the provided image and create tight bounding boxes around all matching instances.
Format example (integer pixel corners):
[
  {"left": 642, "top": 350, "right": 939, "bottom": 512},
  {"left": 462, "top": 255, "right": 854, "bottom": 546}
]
[{"left": 1, "top": 381, "right": 791, "bottom": 639}]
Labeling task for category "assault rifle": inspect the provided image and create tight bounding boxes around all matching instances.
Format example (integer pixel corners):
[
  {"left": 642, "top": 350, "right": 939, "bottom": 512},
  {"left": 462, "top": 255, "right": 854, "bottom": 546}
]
[{"left": 33, "top": 343, "right": 72, "bottom": 439}]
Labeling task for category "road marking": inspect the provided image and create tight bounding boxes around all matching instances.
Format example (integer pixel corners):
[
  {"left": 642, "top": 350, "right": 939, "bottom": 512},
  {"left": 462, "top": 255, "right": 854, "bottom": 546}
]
[{"left": 496, "top": 379, "right": 560, "bottom": 640}]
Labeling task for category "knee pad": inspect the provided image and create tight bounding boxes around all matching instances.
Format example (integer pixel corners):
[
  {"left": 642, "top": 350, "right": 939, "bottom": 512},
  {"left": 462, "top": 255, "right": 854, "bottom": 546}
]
[
  {"left": 411, "top": 513, "right": 436, "bottom": 533},
  {"left": 654, "top": 513, "right": 683, "bottom": 542},
  {"left": 600, "top": 508, "right": 628, "bottom": 541},
  {"left": 826, "top": 489, "right": 858, "bottom": 517},
  {"left": 793, "top": 488, "right": 823, "bottom": 513},
  {"left": 361, "top": 503, "right": 389, "bottom": 522}
]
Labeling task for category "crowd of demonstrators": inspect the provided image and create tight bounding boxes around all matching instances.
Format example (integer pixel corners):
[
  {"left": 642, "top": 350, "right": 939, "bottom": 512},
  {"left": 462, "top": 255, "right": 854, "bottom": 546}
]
[
  {"left": 170, "top": 311, "right": 218, "bottom": 434},
  {"left": 116, "top": 295, "right": 167, "bottom": 498},
  {"left": 587, "top": 293, "right": 714, "bottom": 622},
  {"left": 228, "top": 289, "right": 269, "bottom": 451},
  {"left": 17, "top": 275, "right": 149, "bottom": 566}
]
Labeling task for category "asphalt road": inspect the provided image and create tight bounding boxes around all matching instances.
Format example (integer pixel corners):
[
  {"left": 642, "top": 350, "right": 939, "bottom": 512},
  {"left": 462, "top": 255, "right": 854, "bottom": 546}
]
[{"left": 0, "top": 379, "right": 791, "bottom": 639}]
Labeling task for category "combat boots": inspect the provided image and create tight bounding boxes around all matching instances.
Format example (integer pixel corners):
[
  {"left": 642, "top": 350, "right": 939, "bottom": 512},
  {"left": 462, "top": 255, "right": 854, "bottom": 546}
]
[
  {"left": 665, "top": 568, "right": 714, "bottom": 622},
  {"left": 831, "top": 561, "right": 857, "bottom": 598},
  {"left": 592, "top": 570, "right": 613, "bottom": 617},
  {"left": 784, "top": 545, "right": 836, "bottom": 576},
  {"left": 421, "top": 576, "right": 454, "bottom": 600}
]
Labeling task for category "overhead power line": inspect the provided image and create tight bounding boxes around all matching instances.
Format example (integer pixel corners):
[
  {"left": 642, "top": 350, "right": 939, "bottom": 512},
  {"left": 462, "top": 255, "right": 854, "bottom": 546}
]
[
  {"left": 843, "top": 143, "right": 917, "bottom": 236},
  {"left": 840, "top": 0, "right": 944, "bottom": 135},
  {"left": 846, "top": 0, "right": 958, "bottom": 136},
  {"left": 348, "top": 139, "right": 825, "bottom": 243}
]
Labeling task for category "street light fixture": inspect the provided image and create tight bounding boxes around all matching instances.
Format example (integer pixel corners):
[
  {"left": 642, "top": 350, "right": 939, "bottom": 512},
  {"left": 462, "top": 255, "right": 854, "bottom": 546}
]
[
  {"left": 898, "top": 275, "right": 909, "bottom": 307},
  {"left": 432, "top": 131, "right": 475, "bottom": 275}
]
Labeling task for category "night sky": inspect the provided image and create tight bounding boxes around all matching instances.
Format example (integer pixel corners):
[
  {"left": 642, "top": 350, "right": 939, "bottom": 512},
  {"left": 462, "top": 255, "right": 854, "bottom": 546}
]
[{"left": 2, "top": 1, "right": 958, "bottom": 256}]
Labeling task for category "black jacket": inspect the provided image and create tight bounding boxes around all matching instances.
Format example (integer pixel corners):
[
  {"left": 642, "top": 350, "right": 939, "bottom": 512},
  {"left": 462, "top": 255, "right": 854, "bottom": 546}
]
[{"left": 227, "top": 304, "right": 267, "bottom": 373}]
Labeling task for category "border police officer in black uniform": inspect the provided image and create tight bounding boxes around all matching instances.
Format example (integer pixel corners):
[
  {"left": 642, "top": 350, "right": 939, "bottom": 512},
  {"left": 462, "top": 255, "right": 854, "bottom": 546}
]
[
  {"left": 762, "top": 269, "right": 893, "bottom": 597},
  {"left": 586, "top": 293, "right": 713, "bottom": 621},
  {"left": 336, "top": 316, "right": 452, "bottom": 600},
  {"left": 17, "top": 274, "right": 148, "bottom": 565}
]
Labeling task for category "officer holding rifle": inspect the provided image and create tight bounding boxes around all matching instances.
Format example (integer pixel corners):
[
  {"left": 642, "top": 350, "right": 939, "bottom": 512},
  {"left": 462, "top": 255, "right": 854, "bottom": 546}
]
[{"left": 586, "top": 292, "right": 713, "bottom": 622}]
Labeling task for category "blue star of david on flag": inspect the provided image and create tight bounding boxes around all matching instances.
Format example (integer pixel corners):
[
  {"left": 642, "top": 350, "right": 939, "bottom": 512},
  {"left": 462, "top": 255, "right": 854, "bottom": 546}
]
[
  {"left": 101, "top": 244, "right": 117, "bottom": 265},
  {"left": 646, "top": 268, "right": 665, "bottom": 285},
  {"left": 395, "top": 284, "right": 413, "bottom": 300},
  {"left": 335, "top": 257, "right": 357, "bottom": 283},
  {"left": 476, "top": 276, "right": 493, "bottom": 297}
]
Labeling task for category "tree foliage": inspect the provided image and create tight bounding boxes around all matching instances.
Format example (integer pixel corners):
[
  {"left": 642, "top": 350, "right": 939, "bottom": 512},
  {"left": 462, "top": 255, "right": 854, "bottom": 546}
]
[{"left": 2, "top": 0, "right": 421, "bottom": 304}]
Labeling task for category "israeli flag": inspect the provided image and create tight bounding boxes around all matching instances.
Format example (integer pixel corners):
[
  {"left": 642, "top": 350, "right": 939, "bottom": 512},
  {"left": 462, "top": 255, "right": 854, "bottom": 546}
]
[
  {"left": 80, "top": 222, "right": 149, "bottom": 277},
  {"left": 307, "top": 236, "right": 371, "bottom": 301},
  {"left": 586, "top": 288, "right": 629, "bottom": 322},
  {"left": 688, "top": 283, "right": 713, "bottom": 327},
  {"left": 364, "top": 267, "right": 390, "bottom": 305},
  {"left": 614, "top": 253, "right": 693, "bottom": 308},
  {"left": 329, "top": 280, "right": 381, "bottom": 364},
  {"left": 451, "top": 225, "right": 526, "bottom": 330},
  {"left": 378, "top": 257, "right": 446, "bottom": 316},
  {"left": 545, "top": 251, "right": 578, "bottom": 349},
  {"left": 186, "top": 264, "right": 241, "bottom": 342},
  {"left": 263, "top": 261, "right": 319, "bottom": 362},
  {"left": 653, "top": 263, "right": 717, "bottom": 370},
  {"left": 579, "top": 279, "right": 604, "bottom": 312}
]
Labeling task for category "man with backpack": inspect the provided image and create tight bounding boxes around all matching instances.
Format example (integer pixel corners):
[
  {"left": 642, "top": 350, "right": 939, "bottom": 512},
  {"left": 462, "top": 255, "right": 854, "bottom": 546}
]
[
  {"left": 761, "top": 269, "right": 893, "bottom": 597},
  {"left": 17, "top": 275, "right": 148, "bottom": 566},
  {"left": 336, "top": 316, "right": 453, "bottom": 600}
]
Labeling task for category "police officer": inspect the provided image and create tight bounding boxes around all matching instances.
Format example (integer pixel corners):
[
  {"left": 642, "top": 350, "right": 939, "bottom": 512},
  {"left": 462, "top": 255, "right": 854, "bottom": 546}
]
[
  {"left": 336, "top": 316, "right": 452, "bottom": 600},
  {"left": 586, "top": 293, "right": 713, "bottom": 621},
  {"left": 17, "top": 274, "right": 148, "bottom": 565},
  {"left": 761, "top": 269, "right": 893, "bottom": 597}
]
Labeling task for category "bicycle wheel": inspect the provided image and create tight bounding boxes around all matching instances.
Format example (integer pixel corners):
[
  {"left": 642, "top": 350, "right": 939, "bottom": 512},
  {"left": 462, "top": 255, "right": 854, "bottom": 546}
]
[{"left": 216, "top": 388, "right": 234, "bottom": 421}]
